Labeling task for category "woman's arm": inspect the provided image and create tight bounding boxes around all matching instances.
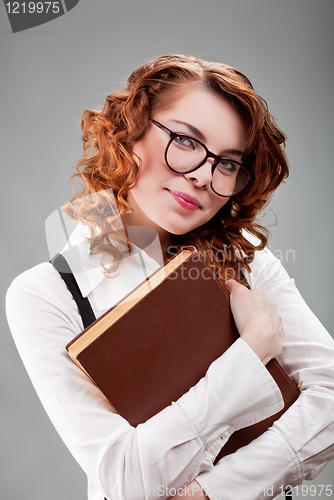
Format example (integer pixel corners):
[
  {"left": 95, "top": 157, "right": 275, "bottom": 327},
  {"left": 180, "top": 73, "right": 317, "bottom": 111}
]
[
  {"left": 6, "top": 261, "right": 284, "bottom": 500},
  {"left": 191, "top": 249, "right": 334, "bottom": 500}
]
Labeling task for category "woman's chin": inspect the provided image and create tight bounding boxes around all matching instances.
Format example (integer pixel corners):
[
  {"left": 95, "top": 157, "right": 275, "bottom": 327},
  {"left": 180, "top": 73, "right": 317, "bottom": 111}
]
[{"left": 164, "top": 224, "right": 196, "bottom": 237}]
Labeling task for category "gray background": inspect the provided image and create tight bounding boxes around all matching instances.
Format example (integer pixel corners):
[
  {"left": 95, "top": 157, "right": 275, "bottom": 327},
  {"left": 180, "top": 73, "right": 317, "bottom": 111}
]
[{"left": 1, "top": 1, "right": 333, "bottom": 499}]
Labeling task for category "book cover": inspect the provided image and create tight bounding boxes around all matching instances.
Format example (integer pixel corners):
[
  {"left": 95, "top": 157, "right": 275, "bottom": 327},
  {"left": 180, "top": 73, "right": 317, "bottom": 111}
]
[{"left": 66, "top": 249, "right": 299, "bottom": 460}]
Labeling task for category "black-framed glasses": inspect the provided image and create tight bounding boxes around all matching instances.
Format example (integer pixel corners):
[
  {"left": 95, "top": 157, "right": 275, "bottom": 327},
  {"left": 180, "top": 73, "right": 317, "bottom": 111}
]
[{"left": 151, "top": 119, "right": 250, "bottom": 197}]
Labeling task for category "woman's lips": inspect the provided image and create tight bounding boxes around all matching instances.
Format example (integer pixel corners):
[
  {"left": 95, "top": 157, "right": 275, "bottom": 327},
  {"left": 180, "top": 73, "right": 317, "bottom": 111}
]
[{"left": 167, "top": 189, "right": 201, "bottom": 211}]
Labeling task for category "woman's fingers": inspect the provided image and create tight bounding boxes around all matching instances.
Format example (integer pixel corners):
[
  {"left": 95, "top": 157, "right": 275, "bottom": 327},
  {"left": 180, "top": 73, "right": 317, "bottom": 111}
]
[
  {"left": 169, "top": 481, "right": 208, "bottom": 499},
  {"left": 225, "top": 279, "right": 285, "bottom": 365}
]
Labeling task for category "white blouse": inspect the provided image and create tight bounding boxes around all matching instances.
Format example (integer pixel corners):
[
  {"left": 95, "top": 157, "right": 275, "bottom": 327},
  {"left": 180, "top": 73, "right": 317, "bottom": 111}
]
[{"left": 6, "top": 224, "right": 334, "bottom": 500}]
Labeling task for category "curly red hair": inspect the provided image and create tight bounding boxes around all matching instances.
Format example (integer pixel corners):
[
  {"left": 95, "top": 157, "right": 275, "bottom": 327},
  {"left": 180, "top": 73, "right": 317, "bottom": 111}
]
[{"left": 65, "top": 54, "right": 288, "bottom": 282}]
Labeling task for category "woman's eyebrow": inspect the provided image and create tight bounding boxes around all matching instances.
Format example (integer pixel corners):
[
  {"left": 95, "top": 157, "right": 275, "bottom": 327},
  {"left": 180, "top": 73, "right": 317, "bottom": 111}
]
[
  {"left": 171, "top": 120, "right": 207, "bottom": 142},
  {"left": 222, "top": 148, "right": 244, "bottom": 157},
  {"left": 171, "top": 120, "right": 244, "bottom": 157}
]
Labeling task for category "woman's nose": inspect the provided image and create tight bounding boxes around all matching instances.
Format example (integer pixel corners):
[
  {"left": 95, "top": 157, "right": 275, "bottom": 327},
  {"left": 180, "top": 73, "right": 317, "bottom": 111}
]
[{"left": 183, "top": 160, "right": 213, "bottom": 188}]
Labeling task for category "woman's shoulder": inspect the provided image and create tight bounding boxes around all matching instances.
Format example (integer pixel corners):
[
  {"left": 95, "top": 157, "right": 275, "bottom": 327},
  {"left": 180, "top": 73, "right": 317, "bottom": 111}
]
[
  {"left": 7, "top": 261, "right": 67, "bottom": 301},
  {"left": 242, "top": 232, "right": 290, "bottom": 291},
  {"left": 6, "top": 261, "right": 81, "bottom": 336}
]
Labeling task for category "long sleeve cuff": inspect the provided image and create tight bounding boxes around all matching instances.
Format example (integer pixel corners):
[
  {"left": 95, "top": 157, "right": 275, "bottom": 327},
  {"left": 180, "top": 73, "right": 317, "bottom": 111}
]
[
  {"left": 195, "top": 426, "right": 303, "bottom": 500},
  {"left": 176, "top": 338, "right": 284, "bottom": 459}
]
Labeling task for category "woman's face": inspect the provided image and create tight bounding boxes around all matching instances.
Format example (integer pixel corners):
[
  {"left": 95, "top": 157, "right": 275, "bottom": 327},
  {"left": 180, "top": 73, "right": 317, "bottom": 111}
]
[{"left": 127, "top": 87, "right": 247, "bottom": 241}]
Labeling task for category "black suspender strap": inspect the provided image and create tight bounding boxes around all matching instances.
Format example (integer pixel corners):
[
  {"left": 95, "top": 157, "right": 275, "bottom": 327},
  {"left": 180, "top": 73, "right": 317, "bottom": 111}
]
[
  {"left": 50, "top": 253, "right": 96, "bottom": 328},
  {"left": 285, "top": 488, "right": 293, "bottom": 500},
  {"left": 51, "top": 254, "right": 107, "bottom": 500}
]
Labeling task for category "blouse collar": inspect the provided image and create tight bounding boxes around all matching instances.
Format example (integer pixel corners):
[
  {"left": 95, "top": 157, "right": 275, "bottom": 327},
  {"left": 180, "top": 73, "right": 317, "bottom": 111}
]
[{"left": 60, "top": 222, "right": 162, "bottom": 306}]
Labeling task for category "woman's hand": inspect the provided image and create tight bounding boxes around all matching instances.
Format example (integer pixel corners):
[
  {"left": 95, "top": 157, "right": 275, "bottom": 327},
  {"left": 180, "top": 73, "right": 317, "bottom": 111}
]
[
  {"left": 225, "top": 279, "right": 284, "bottom": 365},
  {"left": 170, "top": 480, "right": 208, "bottom": 499}
]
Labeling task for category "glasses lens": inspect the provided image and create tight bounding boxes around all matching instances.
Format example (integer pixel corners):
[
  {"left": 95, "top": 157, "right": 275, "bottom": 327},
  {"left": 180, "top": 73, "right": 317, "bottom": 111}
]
[
  {"left": 166, "top": 135, "right": 249, "bottom": 197},
  {"left": 212, "top": 161, "right": 249, "bottom": 196},
  {"left": 167, "top": 135, "right": 206, "bottom": 172}
]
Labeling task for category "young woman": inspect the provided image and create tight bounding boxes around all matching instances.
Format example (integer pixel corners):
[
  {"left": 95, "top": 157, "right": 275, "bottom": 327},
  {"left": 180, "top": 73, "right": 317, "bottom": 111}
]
[{"left": 6, "top": 54, "right": 334, "bottom": 500}]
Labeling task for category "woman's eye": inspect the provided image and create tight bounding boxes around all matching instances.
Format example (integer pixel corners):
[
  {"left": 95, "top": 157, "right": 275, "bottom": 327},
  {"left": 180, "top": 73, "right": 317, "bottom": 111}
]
[
  {"left": 174, "top": 136, "right": 197, "bottom": 150},
  {"left": 217, "top": 160, "right": 239, "bottom": 174}
]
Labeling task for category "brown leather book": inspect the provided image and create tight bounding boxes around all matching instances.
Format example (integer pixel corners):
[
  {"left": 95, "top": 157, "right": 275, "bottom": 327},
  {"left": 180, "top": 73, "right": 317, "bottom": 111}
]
[{"left": 66, "top": 248, "right": 300, "bottom": 461}]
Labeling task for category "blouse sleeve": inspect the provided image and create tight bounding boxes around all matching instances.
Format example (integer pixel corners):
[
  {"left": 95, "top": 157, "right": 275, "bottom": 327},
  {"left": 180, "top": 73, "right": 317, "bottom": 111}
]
[
  {"left": 6, "top": 261, "right": 283, "bottom": 500},
  {"left": 195, "top": 248, "right": 334, "bottom": 500}
]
